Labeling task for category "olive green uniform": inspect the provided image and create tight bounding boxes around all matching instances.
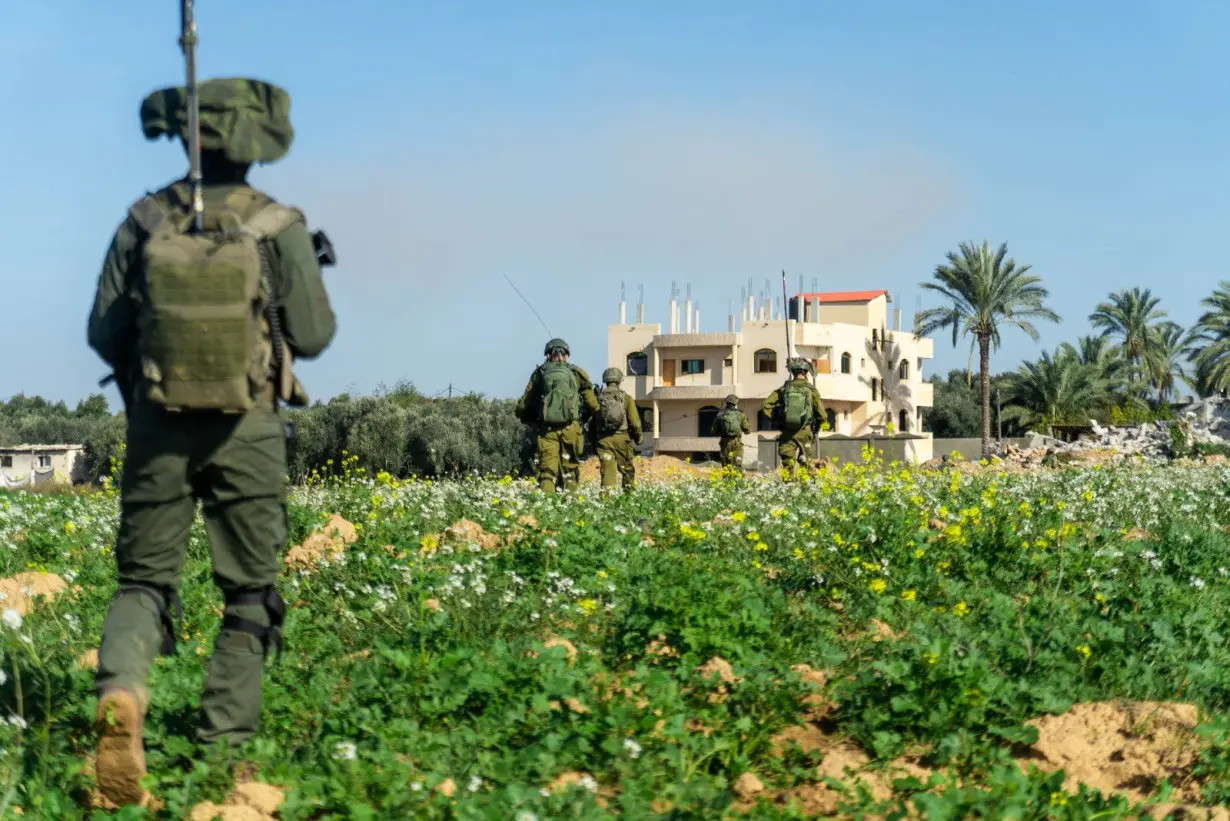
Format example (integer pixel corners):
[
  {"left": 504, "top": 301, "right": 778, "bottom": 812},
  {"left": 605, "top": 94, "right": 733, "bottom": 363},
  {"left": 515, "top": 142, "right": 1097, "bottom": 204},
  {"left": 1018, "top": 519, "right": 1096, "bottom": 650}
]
[
  {"left": 87, "top": 180, "right": 336, "bottom": 745},
  {"left": 762, "top": 378, "right": 825, "bottom": 466},
  {"left": 514, "top": 366, "right": 600, "bottom": 492},
  {"left": 594, "top": 391, "right": 643, "bottom": 491},
  {"left": 717, "top": 408, "right": 751, "bottom": 468}
]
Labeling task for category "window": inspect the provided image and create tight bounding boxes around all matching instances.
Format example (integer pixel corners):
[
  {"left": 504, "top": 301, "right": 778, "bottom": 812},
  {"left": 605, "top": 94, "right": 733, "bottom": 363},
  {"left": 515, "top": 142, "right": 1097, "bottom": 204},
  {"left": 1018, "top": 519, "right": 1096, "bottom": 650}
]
[
  {"left": 724, "top": 357, "right": 733, "bottom": 367},
  {"left": 840, "top": 352, "right": 851, "bottom": 374},
  {"left": 681, "top": 359, "right": 705, "bottom": 375},
  {"left": 898, "top": 409, "right": 909, "bottom": 432},
  {"left": 825, "top": 408, "right": 837, "bottom": 432},
  {"left": 872, "top": 329, "right": 879, "bottom": 348},
  {"left": 754, "top": 349, "right": 778, "bottom": 373},
  {"left": 871, "top": 378, "right": 879, "bottom": 401},
  {"left": 0, "top": 455, "right": 10, "bottom": 468},
  {"left": 697, "top": 406, "right": 720, "bottom": 437},
  {"left": 638, "top": 406, "right": 654, "bottom": 431},
  {"left": 898, "top": 359, "right": 910, "bottom": 380},
  {"left": 757, "top": 409, "right": 779, "bottom": 431},
  {"left": 626, "top": 352, "right": 648, "bottom": 376},
  {"left": 37, "top": 455, "right": 51, "bottom": 468}
]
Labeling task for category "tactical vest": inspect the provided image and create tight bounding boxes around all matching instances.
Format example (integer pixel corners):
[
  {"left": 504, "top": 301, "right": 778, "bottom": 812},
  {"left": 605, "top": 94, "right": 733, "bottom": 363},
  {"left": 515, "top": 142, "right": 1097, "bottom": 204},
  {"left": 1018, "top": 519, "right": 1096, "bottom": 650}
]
[
  {"left": 779, "top": 380, "right": 815, "bottom": 430},
  {"left": 128, "top": 186, "right": 303, "bottom": 412}
]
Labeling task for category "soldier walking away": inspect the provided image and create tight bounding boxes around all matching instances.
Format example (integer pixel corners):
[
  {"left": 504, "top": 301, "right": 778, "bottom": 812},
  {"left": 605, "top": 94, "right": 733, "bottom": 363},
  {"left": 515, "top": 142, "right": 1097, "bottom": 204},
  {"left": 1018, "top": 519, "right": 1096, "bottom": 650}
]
[
  {"left": 762, "top": 358, "right": 825, "bottom": 470},
  {"left": 87, "top": 77, "right": 337, "bottom": 807},
  {"left": 592, "top": 367, "right": 643, "bottom": 493},
  {"left": 715, "top": 394, "right": 751, "bottom": 470},
  {"left": 515, "top": 339, "right": 600, "bottom": 492}
]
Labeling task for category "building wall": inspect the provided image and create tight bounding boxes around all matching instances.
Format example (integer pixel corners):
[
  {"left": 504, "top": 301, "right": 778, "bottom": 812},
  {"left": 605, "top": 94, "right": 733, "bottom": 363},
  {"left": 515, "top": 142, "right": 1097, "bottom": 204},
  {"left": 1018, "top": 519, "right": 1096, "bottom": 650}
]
[
  {"left": 0, "top": 446, "right": 87, "bottom": 487},
  {"left": 607, "top": 292, "right": 936, "bottom": 459}
]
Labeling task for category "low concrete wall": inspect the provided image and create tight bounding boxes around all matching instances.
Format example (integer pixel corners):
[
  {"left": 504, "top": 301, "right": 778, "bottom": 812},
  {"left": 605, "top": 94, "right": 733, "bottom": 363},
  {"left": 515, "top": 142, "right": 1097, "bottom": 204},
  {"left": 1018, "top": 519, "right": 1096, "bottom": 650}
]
[{"left": 932, "top": 437, "right": 1035, "bottom": 461}]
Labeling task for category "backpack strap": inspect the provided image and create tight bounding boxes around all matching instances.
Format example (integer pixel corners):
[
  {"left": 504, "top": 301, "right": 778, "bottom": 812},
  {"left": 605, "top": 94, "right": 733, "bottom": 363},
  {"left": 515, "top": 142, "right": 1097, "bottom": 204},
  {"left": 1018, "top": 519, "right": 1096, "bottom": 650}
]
[
  {"left": 239, "top": 201, "right": 305, "bottom": 242},
  {"left": 127, "top": 195, "right": 170, "bottom": 237}
]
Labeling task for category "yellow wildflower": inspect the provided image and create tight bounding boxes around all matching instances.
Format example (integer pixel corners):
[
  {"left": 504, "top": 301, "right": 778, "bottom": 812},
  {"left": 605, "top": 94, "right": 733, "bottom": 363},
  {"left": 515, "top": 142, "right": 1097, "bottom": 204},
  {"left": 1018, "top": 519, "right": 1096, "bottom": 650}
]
[
  {"left": 952, "top": 601, "right": 969, "bottom": 617},
  {"left": 1076, "top": 644, "right": 1092, "bottom": 660},
  {"left": 922, "top": 652, "right": 938, "bottom": 665},
  {"left": 578, "top": 599, "right": 599, "bottom": 616},
  {"left": 868, "top": 579, "right": 887, "bottom": 594},
  {"left": 901, "top": 589, "right": 917, "bottom": 601},
  {"left": 731, "top": 511, "right": 747, "bottom": 524}
]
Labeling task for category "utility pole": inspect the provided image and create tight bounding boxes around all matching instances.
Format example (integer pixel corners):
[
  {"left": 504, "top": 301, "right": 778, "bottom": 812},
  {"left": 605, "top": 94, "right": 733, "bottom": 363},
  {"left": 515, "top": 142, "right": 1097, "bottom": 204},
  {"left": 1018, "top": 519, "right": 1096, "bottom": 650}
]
[
  {"left": 448, "top": 384, "right": 453, "bottom": 399},
  {"left": 996, "top": 388, "right": 1002, "bottom": 442}
]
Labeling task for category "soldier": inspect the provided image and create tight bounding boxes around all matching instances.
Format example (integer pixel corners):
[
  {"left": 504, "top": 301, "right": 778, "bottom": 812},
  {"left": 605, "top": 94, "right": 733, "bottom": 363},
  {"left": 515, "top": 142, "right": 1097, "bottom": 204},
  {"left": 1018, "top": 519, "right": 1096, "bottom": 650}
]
[
  {"left": 515, "top": 338, "right": 600, "bottom": 492},
  {"left": 87, "top": 78, "right": 337, "bottom": 807},
  {"left": 592, "top": 367, "right": 643, "bottom": 492},
  {"left": 714, "top": 394, "right": 751, "bottom": 470},
  {"left": 762, "top": 358, "right": 825, "bottom": 468}
]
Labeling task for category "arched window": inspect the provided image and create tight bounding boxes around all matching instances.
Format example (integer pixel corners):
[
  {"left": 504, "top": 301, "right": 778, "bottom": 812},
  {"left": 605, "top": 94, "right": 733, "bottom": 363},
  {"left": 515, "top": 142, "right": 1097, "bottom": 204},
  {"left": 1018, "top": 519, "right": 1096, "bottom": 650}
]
[
  {"left": 626, "top": 352, "right": 648, "bottom": 376},
  {"left": 754, "top": 349, "right": 777, "bottom": 374},
  {"left": 757, "top": 409, "right": 778, "bottom": 431},
  {"left": 898, "top": 359, "right": 909, "bottom": 380},
  {"left": 638, "top": 406, "right": 653, "bottom": 432},
  {"left": 698, "top": 406, "right": 720, "bottom": 437},
  {"left": 840, "top": 352, "right": 851, "bottom": 374},
  {"left": 825, "top": 408, "right": 837, "bottom": 432},
  {"left": 898, "top": 409, "right": 909, "bottom": 433}
]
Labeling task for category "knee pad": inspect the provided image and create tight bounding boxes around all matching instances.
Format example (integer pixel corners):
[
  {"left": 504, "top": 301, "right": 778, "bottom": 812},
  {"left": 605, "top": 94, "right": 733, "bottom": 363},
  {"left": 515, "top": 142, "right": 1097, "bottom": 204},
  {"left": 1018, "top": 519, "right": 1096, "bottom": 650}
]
[
  {"left": 115, "top": 584, "right": 183, "bottom": 656},
  {"left": 222, "top": 586, "right": 287, "bottom": 660}
]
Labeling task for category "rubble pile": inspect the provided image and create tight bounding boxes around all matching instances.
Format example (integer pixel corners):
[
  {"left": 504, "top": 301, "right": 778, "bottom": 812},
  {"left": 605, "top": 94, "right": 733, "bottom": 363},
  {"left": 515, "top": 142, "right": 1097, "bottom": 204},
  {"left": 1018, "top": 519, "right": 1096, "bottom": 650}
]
[{"left": 981, "top": 397, "right": 1230, "bottom": 467}]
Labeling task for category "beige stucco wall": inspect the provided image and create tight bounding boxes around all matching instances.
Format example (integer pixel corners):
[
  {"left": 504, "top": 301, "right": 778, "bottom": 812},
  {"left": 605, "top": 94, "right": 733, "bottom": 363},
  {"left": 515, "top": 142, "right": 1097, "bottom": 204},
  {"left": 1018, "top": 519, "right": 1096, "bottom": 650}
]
[
  {"left": 0, "top": 446, "right": 87, "bottom": 487},
  {"left": 607, "top": 292, "right": 936, "bottom": 453}
]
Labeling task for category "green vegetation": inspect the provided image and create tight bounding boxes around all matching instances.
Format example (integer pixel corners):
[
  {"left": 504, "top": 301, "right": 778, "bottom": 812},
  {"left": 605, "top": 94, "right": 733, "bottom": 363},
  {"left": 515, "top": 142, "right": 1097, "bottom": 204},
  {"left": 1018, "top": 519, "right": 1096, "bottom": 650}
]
[{"left": 5, "top": 459, "right": 1230, "bottom": 817}]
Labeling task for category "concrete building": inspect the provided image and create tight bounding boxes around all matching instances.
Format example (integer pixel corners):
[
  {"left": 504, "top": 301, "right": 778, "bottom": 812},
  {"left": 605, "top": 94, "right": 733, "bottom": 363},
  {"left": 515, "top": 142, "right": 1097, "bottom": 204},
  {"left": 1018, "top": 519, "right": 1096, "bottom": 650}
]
[
  {"left": 606, "top": 288, "right": 935, "bottom": 464},
  {"left": 0, "top": 444, "right": 87, "bottom": 488}
]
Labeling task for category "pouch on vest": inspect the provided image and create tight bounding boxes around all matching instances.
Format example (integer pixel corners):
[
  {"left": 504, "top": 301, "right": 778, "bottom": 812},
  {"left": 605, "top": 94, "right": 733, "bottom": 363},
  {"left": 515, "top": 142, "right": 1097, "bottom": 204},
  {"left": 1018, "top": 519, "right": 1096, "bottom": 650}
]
[
  {"left": 131, "top": 195, "right": 302, "bottom": 412},
  {"left": 716, "top": 409, "right": 744, "bottom": 438}
]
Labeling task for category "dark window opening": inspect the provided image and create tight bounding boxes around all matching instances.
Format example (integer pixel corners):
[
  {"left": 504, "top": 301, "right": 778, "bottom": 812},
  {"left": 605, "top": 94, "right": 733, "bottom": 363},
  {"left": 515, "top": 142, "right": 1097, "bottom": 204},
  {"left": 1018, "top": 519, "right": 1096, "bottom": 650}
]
[
  {"left": 626, "top": 352, "right": 648, "bottom": 376},
  {"left": 825, "top": 408, "right": 837, "bottom": 432},
  {"left": 871, "top": 378, "right": 879, "bottom": 401},
  {"left": 757, "top": 409, "right": 779, "bottom": 431},
  {"left": 681, "top": 359, "right": 704, "bottom": 375},
  {"left": 698, "top": 405, "right": 720, "bottom": 437},
  {"left": 840, "top": 352, "right": 851, "bottom": 374},
  {"left": 899, "top": 409, "right": 909, "bottom": 432},
  {"left": 754, "top": 349, "right": 778, "bottom": 373}
]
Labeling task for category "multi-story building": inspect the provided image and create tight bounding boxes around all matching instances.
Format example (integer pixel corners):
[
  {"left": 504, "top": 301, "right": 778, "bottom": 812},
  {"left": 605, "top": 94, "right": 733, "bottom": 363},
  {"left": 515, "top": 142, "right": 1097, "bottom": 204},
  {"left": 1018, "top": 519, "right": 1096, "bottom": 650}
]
[{"left": 606, "top": 289, "right": 935, "bottom": 463}]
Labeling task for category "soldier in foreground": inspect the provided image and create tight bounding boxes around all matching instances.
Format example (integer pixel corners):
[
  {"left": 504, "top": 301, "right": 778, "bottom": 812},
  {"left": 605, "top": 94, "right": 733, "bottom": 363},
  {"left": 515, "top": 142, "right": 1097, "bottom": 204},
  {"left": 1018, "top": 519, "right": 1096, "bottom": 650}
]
[
  {"left": 592, "top": 367, "right": 643, "bottom": 493},
  {"left": 515, "top": 339, "right": 599, "bottom": 492},
  {"left": 87, "top": 78, "right": 336, "bottom": 807},
  {"left": 762, "top": 358, "right": 825, "bottom": 468},
  {"left": 714, "top": 394, "right": 751, "bottom": 470}
]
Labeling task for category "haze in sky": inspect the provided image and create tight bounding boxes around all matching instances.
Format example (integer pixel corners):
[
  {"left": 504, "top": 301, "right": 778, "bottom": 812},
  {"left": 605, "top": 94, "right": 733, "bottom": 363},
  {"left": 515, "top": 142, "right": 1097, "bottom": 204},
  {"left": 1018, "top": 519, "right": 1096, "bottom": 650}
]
[{"left": 3, "top": 0, "right": 1227, "bottom": 406}]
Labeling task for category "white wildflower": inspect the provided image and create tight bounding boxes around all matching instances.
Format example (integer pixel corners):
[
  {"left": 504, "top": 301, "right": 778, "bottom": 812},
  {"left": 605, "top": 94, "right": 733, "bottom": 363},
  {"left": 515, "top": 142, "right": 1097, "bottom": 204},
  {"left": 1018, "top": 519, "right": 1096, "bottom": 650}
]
[
  {"left": 468, "top": 775, "right": 483, "bottom": 792},
  {"left": 1, "top": 610, "right": 21, "bottom": 631},
  {"left": 333, "top": 741, "right": 358, "bottom": 761},
  {"left": 623, "top": 738, "right": 642, "bottom": 759}
]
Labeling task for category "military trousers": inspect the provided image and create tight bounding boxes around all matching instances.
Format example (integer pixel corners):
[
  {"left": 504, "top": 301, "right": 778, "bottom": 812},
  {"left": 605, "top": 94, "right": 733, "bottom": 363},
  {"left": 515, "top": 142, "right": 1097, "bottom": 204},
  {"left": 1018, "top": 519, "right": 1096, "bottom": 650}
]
[
  {"left": 596, "top": 431, "right": 637, "bottom": 491},
  {"left": 536, "top": 422, "right": 585, "bottom": 492},
  {"left": 719, "top": 437, "right": 744, "bottom": 469},
  {"left": 777, "top": 427, "right": 814, "bottom": 467},
  {"left": 96, "top": 403, "right": 287, "bottom": 746}
]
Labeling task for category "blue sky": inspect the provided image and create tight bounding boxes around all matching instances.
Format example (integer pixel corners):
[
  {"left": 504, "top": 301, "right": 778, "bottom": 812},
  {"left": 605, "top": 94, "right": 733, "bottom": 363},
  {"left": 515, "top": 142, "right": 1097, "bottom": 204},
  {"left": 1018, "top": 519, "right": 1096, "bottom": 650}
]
[{"left": 3, "top": 0, "right": 1228, "bottom": 406}]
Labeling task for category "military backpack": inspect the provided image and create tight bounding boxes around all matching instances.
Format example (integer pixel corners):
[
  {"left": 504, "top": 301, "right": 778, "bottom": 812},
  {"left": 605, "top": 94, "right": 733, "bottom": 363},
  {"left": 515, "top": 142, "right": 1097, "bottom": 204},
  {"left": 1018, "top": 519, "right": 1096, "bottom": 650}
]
[
  {"left": 537, "top": 361, "right": 581, "bottom": 427},
  {"left": 780, "top": 380, "right": 814, "bottom": 430},
  {"left": 129, "top": 189, "right": 302, "bottom": 412},
  {"left": 716, "top": 408, "right": 744, "bottom": 438},
  {"left": 596, "top": 385, "right": 628, "bottom": 433}
]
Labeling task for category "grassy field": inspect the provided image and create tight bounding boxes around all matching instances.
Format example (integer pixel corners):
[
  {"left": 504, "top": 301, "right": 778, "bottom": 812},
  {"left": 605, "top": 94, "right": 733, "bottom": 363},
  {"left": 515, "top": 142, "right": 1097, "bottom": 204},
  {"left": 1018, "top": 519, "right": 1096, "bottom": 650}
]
[{"left": 5, "top": 454, "right": 1230, "bottom": 819}]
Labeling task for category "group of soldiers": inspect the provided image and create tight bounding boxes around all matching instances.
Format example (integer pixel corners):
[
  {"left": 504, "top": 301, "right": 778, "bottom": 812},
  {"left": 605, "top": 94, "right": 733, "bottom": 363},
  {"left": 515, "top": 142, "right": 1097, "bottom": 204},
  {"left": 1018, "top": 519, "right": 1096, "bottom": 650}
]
[
  {"left": 79, "top": 69, "right": 829, "bottom": 809},
  {"left": 514, "top": 339, "right": 827, "bottom": 492}
]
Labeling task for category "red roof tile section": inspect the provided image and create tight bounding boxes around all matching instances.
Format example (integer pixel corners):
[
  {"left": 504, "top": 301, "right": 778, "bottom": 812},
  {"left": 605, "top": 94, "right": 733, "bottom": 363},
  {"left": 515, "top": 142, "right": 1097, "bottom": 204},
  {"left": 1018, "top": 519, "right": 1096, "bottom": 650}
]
[{"left": 793, "top": 290, "right": 889, "bottom": 304}]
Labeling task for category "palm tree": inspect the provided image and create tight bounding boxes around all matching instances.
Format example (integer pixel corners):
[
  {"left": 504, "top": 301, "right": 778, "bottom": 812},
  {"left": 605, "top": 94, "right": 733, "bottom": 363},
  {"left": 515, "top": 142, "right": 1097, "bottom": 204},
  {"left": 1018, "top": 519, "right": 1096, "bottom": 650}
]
[
  {"left": 1191, "top": 282, "right": 1230, "bottom": 397},
  {"left": 1145, "top": 322, "right": 1193, "bottom": 402},
  {"left": 858, "top": 336, "right": 914, "bottom": 433},
  {"left": 915, "top": 241, "right": 1060, "bottom": 457},
  {"left": 1060, "top": 335, "right": 1131, "bottom": 402},
  {"left": 1002, "top": 347, "right": 1111, "bottom": 435},
  {"left": 1088, "top": 288, "right": 1168, "bottom": 390}
]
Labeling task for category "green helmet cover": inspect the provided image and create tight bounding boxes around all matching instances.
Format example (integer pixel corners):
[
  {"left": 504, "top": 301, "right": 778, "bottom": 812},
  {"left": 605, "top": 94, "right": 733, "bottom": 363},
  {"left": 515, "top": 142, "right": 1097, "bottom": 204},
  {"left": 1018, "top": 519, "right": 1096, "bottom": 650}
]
[
  {"left": 725, "top": 394, "right": 739, "bottom": 406},
  {"left": 141, "top": 77, "right": 294, "bottom": 165},
  {"left": 544, "top": 338, "right": 570, "bottom": 356},
  {"left": 602, "top": 367, "right": 624, "bottom": 383},
  {"left": 788, "top": 357, "right": 813, "bottom": 375}
]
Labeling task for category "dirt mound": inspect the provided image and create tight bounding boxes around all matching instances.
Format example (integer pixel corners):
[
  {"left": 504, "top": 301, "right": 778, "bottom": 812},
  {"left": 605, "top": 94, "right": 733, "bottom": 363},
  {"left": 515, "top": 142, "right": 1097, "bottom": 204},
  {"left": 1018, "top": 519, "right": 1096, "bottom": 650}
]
[
  {"left": 188, "top": 781, "right": 285, "bottom": 821},
  {"left": 579, "top": 455, "right": 714, "bottom": 484},
  {"left": 284, "top": 515, "right": 357, "bottom": 571},
  {"left": 1027, "top": 700, "right": 1204, "bottom": 804},
  {"left": 442, "top": 519, "right": 502, "bottom": 550},
  {"left": 0, "top": 572, "right": 68, "bottom": 616}
]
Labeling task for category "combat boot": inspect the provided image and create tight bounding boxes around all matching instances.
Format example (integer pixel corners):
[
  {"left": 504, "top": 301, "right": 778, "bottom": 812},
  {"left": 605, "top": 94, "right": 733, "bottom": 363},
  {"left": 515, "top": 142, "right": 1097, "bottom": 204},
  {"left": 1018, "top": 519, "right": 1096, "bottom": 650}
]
[{"left": 95, "top": 687, "right": 152, "bottom": 808}]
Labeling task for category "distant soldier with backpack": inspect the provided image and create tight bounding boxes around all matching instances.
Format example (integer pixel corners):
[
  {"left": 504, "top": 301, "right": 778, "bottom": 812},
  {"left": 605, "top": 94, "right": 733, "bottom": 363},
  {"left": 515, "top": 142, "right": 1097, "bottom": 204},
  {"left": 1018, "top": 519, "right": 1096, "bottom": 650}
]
[
  {"left": 86, "top": 77, "right": 337, "bottom": 807},
  {"left": 592, "top": 367, "right": 643, "bottom": 492},
  {"left": 714, "top": 394, "right": 751, "bottom": 469},
  {"left": 515, "top": 339, "right": 600, "bottom": 492},
  {"left": 762, "top": 358, "right": 825, "bottom": 468}
]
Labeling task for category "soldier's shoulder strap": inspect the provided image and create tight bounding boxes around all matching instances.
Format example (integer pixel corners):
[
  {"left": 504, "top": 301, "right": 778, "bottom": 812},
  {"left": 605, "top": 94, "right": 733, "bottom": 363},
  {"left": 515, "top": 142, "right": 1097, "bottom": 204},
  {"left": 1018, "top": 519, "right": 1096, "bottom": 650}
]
[
  {"left": 126, "top": 191, "right": 173, "bottom": 237},
  {"left": 238, "top": 195, "right": 306, "bottom": 241}
]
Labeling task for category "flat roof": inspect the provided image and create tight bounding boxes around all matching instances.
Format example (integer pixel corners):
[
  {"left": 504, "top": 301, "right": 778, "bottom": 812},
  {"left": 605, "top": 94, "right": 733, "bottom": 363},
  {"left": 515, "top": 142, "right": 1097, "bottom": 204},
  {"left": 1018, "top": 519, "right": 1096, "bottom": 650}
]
[{"left": 793, "top": 290, "right": 889, "bottom": 304}]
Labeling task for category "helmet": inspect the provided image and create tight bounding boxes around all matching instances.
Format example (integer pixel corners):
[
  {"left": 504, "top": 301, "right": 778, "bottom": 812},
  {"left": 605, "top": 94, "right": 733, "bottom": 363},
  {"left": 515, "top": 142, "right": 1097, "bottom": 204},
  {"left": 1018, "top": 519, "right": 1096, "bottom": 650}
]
[
  {"left": 788, "top": 357, "right": 813, "bottom": 375},
  {"left": 602, "top": 367, "right": 624, "bottom": 383},
  {"left": 724, "top": 394, "right": 739, "bottom": 407},
  {"left": 544, "top": 338, "right": 570, "bottom": 356}
]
